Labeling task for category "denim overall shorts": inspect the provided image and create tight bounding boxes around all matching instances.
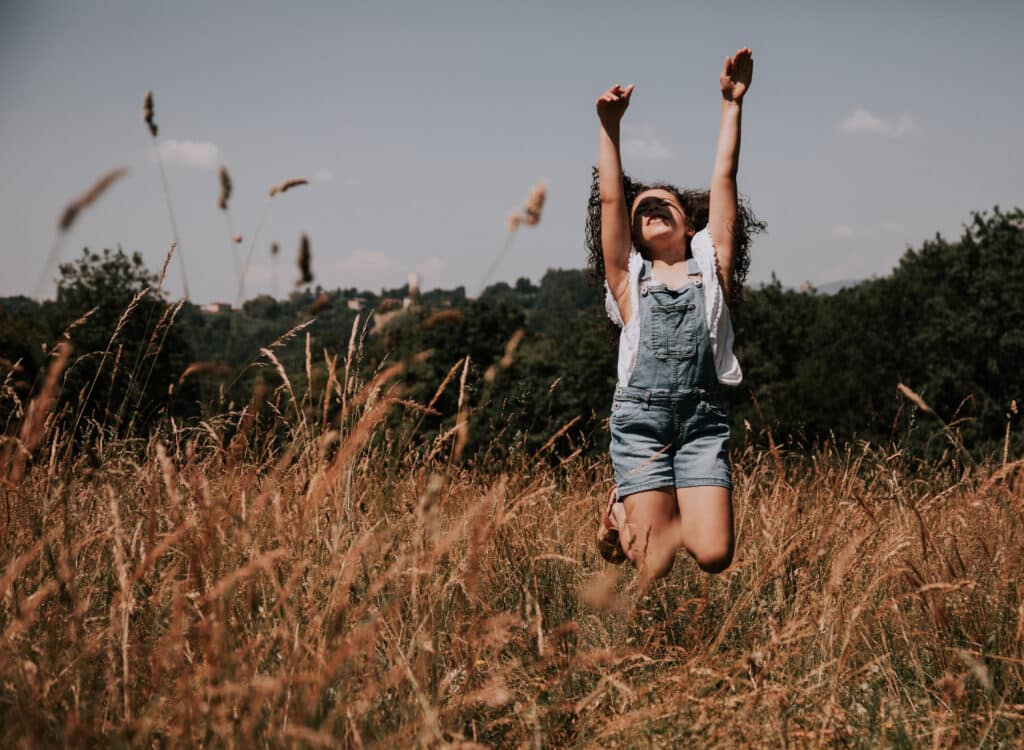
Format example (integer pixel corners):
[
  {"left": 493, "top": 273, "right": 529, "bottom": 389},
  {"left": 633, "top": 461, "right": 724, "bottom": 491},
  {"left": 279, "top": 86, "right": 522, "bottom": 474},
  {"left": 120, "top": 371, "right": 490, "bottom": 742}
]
[{"left": 609, "top": 256, "right": 732, "bottom": 500}]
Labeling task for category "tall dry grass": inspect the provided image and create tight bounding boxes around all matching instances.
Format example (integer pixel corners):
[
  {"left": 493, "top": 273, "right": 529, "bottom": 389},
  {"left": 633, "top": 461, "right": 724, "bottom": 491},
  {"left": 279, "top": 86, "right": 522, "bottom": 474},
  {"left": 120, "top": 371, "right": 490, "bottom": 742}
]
[{"left": 0, "top": 311, "right": 1022, "bottom": 748}]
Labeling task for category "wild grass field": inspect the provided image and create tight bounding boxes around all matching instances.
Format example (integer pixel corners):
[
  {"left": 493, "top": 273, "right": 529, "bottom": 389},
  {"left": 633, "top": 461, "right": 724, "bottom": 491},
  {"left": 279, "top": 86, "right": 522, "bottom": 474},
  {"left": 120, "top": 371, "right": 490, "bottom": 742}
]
[{"left": 1, "top": 321, "right": 1022, "bottom": 749}]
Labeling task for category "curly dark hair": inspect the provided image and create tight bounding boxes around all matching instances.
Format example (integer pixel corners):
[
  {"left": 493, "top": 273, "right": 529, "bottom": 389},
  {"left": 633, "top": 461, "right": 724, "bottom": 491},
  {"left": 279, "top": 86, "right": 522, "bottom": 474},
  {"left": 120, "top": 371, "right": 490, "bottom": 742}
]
[{"left": 585, "top": 166, "right": 766, "bottom": 305}]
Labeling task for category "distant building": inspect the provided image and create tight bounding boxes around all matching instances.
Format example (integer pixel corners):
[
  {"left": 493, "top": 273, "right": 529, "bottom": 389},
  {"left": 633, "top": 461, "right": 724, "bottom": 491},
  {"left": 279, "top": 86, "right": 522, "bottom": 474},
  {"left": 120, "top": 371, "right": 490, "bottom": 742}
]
[
  {"left": 347, "top": 298, "right": 366, "bottom": 311},
  {"left": 203, "top": 302, "right": 233, "bottom": 313}
]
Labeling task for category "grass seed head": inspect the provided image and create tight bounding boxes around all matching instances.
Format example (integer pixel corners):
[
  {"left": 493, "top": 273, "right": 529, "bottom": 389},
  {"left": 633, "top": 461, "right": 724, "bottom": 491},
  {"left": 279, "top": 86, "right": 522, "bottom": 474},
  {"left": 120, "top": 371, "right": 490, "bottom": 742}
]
[
  {"left": 521, "top": 180, "right": 547, "bottom": 226},
  {"left": 217, "top": 165, "right": 232, "bottom": 210},
  {"left": 58, "top": 167, "right": 129, "bottom": 232},
  {"left": 309, "top": 292, "right": 331, "bottom": 315},
  {"left": 270, "top": 178, "right": 309, "bottom": 197},
  {"left": 897, "top": 383, "right": 932, "bottom": 413},
  {"left": 143, "top": 90, "right": 157, "bottom": 137},
  {"left": 296, "top": 233, "right": 313, "bottom": 286}
]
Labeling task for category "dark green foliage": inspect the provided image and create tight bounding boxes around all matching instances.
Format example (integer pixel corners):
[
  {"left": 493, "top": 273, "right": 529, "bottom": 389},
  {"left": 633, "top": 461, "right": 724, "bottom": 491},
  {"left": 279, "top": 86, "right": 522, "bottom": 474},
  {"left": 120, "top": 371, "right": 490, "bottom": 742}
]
[
  {"left": 1, "top": 207, "right": 1021, "bottom": 459},
  {"left": 32, "top": 248, "right": 198, "bottom": 439}
]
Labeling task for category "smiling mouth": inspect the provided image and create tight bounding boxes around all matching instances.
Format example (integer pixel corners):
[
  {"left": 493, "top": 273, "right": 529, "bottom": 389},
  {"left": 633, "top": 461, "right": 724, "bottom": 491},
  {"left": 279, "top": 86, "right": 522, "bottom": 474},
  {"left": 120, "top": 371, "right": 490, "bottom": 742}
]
[{"left": 636, "top": 199, "right": 674, "bottom": 224}]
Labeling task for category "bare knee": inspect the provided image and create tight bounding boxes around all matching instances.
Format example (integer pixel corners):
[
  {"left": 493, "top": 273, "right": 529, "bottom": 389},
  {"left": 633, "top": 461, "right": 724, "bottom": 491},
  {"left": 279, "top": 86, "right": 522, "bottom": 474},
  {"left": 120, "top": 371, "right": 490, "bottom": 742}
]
[
  {"left": 692, "top": 543, "right": 733, "bottom": 574},
  {"left": 643, "top": 548, "right": 676, "bottom": 580}
]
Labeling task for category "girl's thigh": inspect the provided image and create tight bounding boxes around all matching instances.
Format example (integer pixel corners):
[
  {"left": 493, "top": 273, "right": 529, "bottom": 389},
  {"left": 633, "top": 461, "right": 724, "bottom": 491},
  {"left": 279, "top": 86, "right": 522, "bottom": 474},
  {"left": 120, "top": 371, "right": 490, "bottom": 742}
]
[
  {"left": 622, "top": 486, "right": 678, "bottom": 530},
  {"left": 675, "top": 486, "right": 734, "bottom": 573},
  {"left": 620, "top": 487, "right": 681, "bottom": 571}
]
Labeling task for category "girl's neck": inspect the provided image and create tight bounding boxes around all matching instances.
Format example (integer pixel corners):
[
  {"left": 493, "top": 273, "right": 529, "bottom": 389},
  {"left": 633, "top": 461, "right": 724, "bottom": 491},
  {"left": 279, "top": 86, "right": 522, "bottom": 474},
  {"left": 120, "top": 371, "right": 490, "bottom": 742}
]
[
  {"left": 643, "top": 236, "right": 691, "bottom": 267},
  {"left": 649, "top": 248, "right": 691, "bottom": 267}
]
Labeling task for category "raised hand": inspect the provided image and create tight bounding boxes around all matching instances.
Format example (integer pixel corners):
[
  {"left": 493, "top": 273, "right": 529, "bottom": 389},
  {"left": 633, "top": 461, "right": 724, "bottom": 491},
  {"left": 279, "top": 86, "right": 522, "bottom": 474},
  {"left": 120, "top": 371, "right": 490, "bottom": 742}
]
[
  {"left": 720, "top": 48, "right": 753, "bottom": 102},
  {"left": 596, "top": 83, "right": 635, "bottom": 127}
]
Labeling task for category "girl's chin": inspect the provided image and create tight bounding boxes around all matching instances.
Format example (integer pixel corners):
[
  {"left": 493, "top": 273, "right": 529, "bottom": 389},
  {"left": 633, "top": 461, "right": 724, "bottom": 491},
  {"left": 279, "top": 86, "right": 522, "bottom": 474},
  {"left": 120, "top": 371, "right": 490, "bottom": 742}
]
[{"left": 642, "top": 231, "right": 679, "bottom": 246}]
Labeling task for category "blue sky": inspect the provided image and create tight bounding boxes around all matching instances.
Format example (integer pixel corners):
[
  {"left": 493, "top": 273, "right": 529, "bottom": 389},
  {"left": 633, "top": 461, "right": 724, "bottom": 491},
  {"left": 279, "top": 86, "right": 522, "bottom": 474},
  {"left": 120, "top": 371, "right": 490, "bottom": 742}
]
[{"left": 2, "top": 0, "right": 1021, "bottom": 302}]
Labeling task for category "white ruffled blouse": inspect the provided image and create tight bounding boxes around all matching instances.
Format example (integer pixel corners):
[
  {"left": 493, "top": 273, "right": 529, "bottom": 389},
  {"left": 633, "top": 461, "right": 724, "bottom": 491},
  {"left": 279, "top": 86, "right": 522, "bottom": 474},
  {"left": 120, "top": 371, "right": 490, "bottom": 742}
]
[{"left": 603, "top": 227, "right": 742, "bottom": 387}]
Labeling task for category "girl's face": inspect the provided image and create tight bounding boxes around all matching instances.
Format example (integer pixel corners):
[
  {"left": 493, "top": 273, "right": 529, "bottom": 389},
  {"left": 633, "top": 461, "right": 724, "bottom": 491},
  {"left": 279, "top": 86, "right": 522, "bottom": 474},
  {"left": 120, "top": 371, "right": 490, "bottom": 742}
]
[{"left": 630, "top": 189, "right": 692, "bottom": 253}]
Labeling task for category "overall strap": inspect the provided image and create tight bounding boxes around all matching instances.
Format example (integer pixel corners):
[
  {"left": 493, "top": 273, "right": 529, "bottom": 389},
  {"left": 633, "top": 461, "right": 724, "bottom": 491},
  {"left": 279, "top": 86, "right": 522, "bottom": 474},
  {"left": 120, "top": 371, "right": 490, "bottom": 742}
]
[{"left": 686, "top": 256, "right": 701, "bottom": 277}]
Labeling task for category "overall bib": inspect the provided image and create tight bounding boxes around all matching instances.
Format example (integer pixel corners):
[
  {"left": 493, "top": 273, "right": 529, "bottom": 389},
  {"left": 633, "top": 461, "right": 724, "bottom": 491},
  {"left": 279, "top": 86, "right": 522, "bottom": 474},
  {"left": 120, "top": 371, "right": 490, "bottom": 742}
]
[{"left": 609, "top": 256, "right": 732, "bottom": 500}]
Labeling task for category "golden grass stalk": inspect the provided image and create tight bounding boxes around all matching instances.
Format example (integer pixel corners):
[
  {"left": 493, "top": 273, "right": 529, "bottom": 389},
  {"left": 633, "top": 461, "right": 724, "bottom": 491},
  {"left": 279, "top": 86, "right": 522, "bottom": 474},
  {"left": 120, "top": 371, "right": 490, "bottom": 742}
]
[
  {"left": 269, "top": 177, "right": 310, "bottom": 197},
  {"left": 35, "top": 168, "right": 129, "bottom": 298},
  {"left": 296, "top": 233, "right": 314, "bottom": 286},
  {"left": 2, "top": 340, "right": 71, "bottom": 485},
  {"left": 236, "top": 178, "right": 308, "bottom": 303},
  {"left": 309, "top": 292, "right": 331, "bottom": 315},
  {"left": 58, "top": 167, "right": 129, "bottom": 233},
  {"left": 144, "top": 89, "right": 189, "bottom": 298},
  {"left": 217, "top": 165, "right": 232, "bottom": 211},
  {"left": 897, "top": 382, "right": 978, "bottom": 467},
  {"left": 478, "top": 180, "right": 547, "bottom": 295},
  {"left": 520, "top": 180, "right": 547, "bottom": 225},
  {"left": 177, "top": 361, "right": 233, "bottom": 383},
  {"left": 143, "top": 90, "right": 157, "bottom": 137}
]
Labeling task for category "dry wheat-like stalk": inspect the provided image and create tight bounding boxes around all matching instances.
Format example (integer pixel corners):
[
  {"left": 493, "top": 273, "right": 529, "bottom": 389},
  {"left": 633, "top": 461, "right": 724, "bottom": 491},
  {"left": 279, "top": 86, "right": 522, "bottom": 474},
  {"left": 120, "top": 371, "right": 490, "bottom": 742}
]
[
  {"left": 309, "top": 292, "right": 331, "bottom": 315},
  {"left": 143, "top": 90, "right": 157, "bottom": 137},
  {"left": 2, "top": 340, "right": 71, "bottom": 484},
  {"left": 270, "top": 178, "right": 309, "bottom": 197},
  {"left": 144, "top": 89, "right": 189, "bottom": 298},
  {"left": 217, "top": 165, "right": 232, "bottom": 210},
  {"left": 178, "top": 361, "right": 233, "bottom": 383},
  {"left": 157, "top": 242, "right": 176, "bottom": 291},
  {"left": 58, "top": 167, "right": 129, "bottom": 233},
  {"left": 296, "top": 233, "right": 313, "bottom": 286},
  {"left": 520, "top": 180, "right": 547, "bottom": 225},
  {"left": 897, "top": 382, "right": 932, "bottom": 413},
  {"left": 479, "top": 180, "right": 548, "bottom": 295}
]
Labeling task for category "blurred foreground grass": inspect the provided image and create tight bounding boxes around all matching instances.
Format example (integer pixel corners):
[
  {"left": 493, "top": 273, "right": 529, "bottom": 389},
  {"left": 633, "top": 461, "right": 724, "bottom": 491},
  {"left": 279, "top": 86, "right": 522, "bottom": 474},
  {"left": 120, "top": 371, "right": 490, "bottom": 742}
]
[{"left": 1, "top": 344, "right": 1022, "bottom": 749}]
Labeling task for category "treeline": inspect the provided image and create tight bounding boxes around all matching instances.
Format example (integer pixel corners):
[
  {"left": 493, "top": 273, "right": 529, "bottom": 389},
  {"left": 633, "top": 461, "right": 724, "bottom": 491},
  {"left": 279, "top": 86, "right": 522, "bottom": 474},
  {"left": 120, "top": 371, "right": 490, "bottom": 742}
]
[{"left": 1, "top": 206, "right": 1021, "bottom": 462}]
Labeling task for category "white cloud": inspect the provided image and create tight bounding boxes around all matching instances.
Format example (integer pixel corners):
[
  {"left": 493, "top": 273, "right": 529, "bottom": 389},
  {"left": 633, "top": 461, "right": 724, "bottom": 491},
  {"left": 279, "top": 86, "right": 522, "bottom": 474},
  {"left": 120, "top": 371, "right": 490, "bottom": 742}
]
[
  {"left": 314, "top": 167, "right": 334, "bottom": 183},
  {"left": 838, "top": 108, "right": 919, "bottom": 137},
  {"left": 152, "top": 139, "right": 220, "bottom": 168},
  {"left": 319, "top": 247, "right": 396, "bottom": 289},
  {"left": 341, "top": 248, "right": 396, "bottom": 275},
  {"left": 831, "top": 224, "right": 855, "bottom": 238},
  {"left": 621, "top": 124, "right": 673, "bottom": 160}
]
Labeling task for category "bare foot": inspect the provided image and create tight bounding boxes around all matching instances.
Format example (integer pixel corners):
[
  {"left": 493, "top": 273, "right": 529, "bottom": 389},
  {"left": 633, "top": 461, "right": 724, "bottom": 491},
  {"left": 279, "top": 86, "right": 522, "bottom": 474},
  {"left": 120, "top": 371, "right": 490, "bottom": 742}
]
[{"left": 596, "top": 485, "right": 627, "bottom": 564}]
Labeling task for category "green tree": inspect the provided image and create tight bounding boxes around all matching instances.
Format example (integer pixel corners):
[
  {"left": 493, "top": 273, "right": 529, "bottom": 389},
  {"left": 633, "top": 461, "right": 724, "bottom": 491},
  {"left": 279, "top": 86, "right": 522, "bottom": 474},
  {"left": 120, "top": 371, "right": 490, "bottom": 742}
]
[{"left": 47, "top": 247, "right": 197, "bottom": 439}]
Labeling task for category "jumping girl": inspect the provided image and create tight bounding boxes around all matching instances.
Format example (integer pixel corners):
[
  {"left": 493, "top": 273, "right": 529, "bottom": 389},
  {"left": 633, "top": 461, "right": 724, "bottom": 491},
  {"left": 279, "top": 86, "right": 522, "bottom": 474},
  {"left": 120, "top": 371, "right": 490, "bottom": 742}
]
[{"left": 589, "top": 48, "right": 765, "bottom": 581}]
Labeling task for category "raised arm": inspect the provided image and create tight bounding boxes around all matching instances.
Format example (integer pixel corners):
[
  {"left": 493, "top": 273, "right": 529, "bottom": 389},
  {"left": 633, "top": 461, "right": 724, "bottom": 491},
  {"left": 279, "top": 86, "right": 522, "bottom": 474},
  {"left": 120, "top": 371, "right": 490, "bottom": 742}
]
[
  {"left": 709, "top": 48, "right": 753, "bottom": 300},
  {"left": 596, "top": 83, "right": 634, "bottom": 323}
]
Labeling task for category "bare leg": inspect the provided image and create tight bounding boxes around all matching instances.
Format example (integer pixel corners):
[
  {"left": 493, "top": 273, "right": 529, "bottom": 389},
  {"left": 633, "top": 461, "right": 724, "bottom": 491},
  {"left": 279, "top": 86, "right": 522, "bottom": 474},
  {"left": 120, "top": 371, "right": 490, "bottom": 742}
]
[
  {"left": 675, "top": 486, "right": 734, "bottom": 573},
  {"left": 618, "top": 486, "right": 680, "bottom": 581}
]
